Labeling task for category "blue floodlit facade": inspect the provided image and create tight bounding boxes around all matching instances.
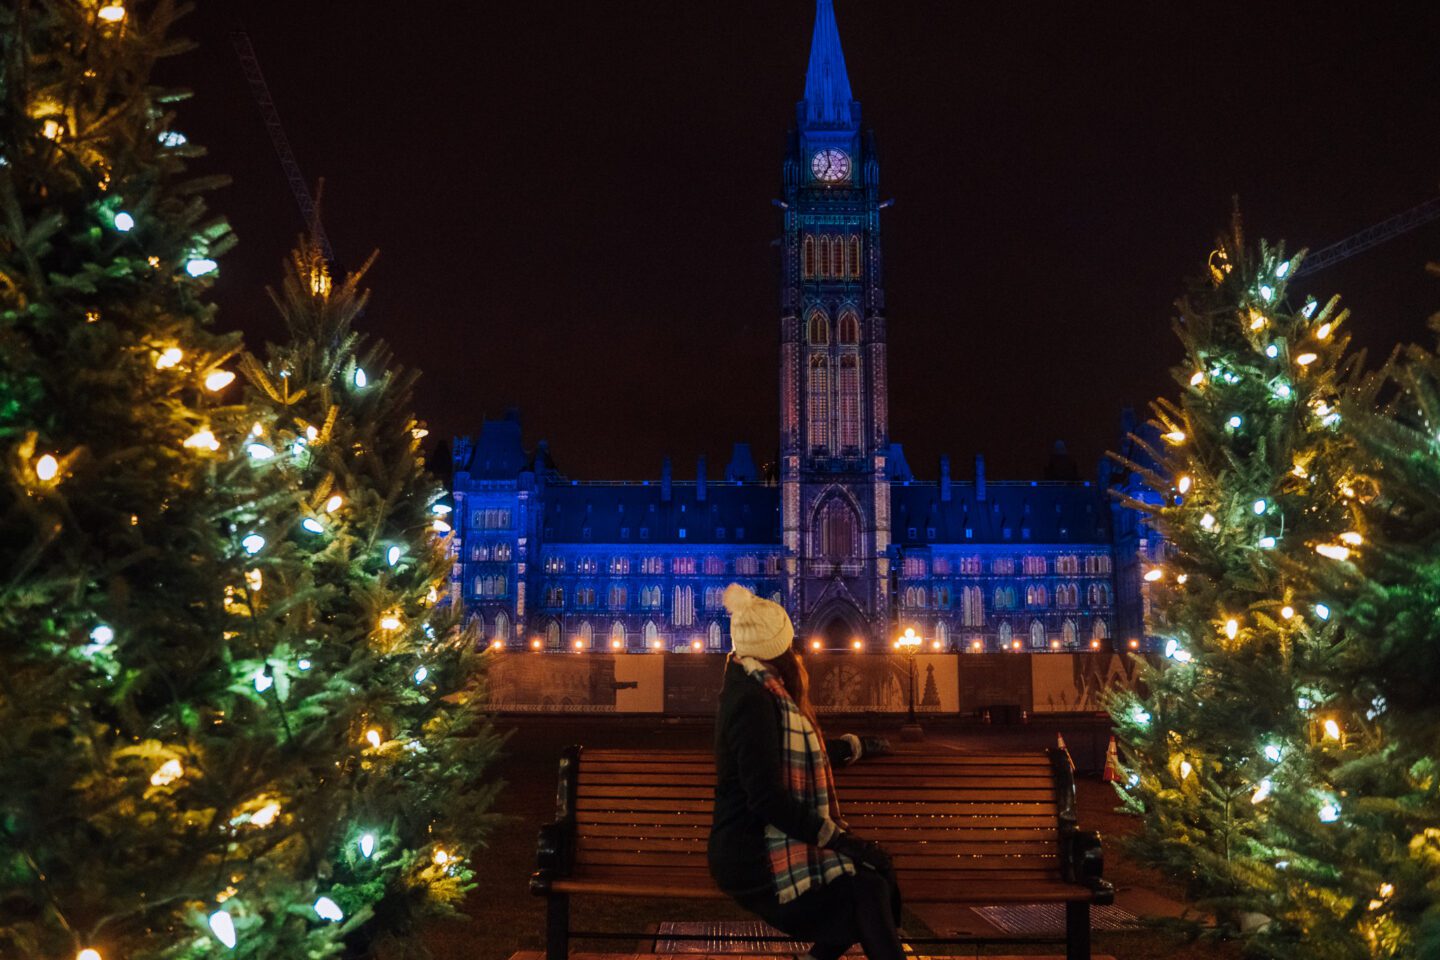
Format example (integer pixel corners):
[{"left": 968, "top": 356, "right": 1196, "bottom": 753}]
[{"left": 449, "top": 0, "right": 1157, "bottom": 654}]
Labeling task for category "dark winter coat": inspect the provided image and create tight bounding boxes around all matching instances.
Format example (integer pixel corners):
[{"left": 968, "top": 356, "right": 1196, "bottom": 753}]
[{"left": 706, "top": 658, "right": 856, "bottom": 897}]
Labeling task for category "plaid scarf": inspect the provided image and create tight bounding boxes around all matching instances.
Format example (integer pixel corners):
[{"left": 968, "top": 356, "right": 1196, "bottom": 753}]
[{"left": 737, "top": 655, "right": 855, "bottom": 903}]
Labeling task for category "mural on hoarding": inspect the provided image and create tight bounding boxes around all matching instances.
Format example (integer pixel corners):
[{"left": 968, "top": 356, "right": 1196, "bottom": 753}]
[{"left": 484, "top": 652, "right": 1140, "bottom": 715}]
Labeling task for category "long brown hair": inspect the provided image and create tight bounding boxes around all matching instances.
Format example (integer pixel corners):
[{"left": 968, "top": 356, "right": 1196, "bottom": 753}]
[{"left": 761, "top": 647, "right": 823, "bottom": 741}]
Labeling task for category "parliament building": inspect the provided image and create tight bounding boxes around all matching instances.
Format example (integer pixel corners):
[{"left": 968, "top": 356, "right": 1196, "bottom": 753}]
[{"left": 449, "top": 1, "right": 1158, "bottom": 655}]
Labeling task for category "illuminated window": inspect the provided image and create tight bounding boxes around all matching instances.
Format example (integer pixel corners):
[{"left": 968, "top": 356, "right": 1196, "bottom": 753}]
[
  {"left": 1029, "top": 620, "right": 1046, "bottom": 648},
  {"left": 1062, "top": 619, "right": 1078, "bottom": 647},
  {"left": 848, "top": 235, "right": 861, "bottom": 277},
  {"left": 735, "top": 556, "right": 759, "bottom": 576},
  {"left": 704, "top": 557, "right": 725, "bottom": 575},
  {"left": 808, "top": 310, "right": 829, "bottom": 345},
  {"left": 819, "top": 235, "right": 832, "bottom": 278},
  {"left": 838, "top": 312, "right": 859, "bottom": 344},
  {"left": 935, "top": 620, "right": 949, "bottom": 649},
  {"left": 808, "top": 355, "right": 830, "bottom": 452},
  {"left": 998, "top": 622, "right": 1012, "bottom": 647},
  {"left": 673, "top": 585, "right": 695, "bottom": 626},
  {"left": 708, "top": 621, "right": 724, "bottom": 649},
  {"left": 576, "top": 620, "right": 594, "bottom": 648},
  {"left": 493, "top": 610, "right": 510, "bottom": 642},
  {"left": 1026, "top": 584, "right": 1048, "bottom": 607},
  {"left": 546, "top": 620, "right": 562, "bottom": 650},
  {"left": 1092, "top": 618, "right": 1109, "bottom": 641},
  {"left": 962, "top": 586, "right": 984, "bottom": 626},
  {"left": 672, "top": 556, "right": 696, "bottom": 575},
  {"left": 838, "top": 354, "right": 860, "bottom": 449},
  {"left": 611, "top": 620, "right": 628, "bottom": 647},
  {"left": 608, "top": 584, "right": 628, "bottom": 609},
  {"left": 803, "top": 235, "right": 816, "bottom": 278},
  {"left": 643, "top": 620, "right": 660, "bottom": 647},
  {"left": 819, "top": 499, "right": 859, "bottom": 559}
]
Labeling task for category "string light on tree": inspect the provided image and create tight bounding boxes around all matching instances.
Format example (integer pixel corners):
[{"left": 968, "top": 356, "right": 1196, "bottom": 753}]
[
  {"left": 208, "top": 909, "right": 237, "bottom": 948},
  {"left": 313, "top": 896, "right": 344, "bottom": 922},
  {"left": 185, "top": 257, "right": 218, "bottom": 277},
  {"left": 204, "top": 370, "right": 236, "bottom": 391},
  {"left": 97, "top": 4, "right": 126, "bottom": 21},
  {"left": 183, "top": 428, "right": 220, "bottom": 452},
  {"left": 112, "top": 210, "right": 134, "bottom": 231}
]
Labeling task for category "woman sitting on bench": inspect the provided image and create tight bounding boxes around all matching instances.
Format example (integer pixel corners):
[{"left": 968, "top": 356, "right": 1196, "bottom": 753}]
[{"left": 708, "top": 584, "right": 904, "bottom": 960}]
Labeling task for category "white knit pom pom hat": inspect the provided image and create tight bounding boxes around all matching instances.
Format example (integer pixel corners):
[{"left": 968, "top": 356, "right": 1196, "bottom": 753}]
[{"left": 722, "top": 583, "right": 794, "bottom": 661}]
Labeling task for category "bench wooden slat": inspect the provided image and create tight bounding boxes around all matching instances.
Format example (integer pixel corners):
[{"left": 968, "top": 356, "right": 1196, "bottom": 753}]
[
  {"left": 576, "top": 811, "right": 1062, "bottom": 828},
  {"left": 577, "top": 784, "right": 1056, "bottom": 802},
  {"left": 577, "top": 821, "right": 1058, "bottom": 840},
  {"left": 581, "top": 750, "right": 1051, "bottom": 763},
  {"left": 578, "top": 836, "right": 1060, "bottom": 856},
  {"left": 550, "top": 871, "right": 1091, "bottom": 903}
]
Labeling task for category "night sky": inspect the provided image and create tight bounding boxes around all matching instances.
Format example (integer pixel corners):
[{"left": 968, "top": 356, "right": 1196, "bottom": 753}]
[{"left": 165, "top": 2, "right": 1440, "bottom": 481}]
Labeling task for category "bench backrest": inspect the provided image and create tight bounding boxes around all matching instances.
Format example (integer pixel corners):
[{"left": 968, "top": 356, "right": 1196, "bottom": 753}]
[{"left": 563, "top": 748, "right": 1072, "bottom": 887}]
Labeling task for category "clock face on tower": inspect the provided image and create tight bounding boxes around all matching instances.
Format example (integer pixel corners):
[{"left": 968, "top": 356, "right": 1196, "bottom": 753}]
[{"left": 810, "top": 148, "right": 851, "bottom": 183}]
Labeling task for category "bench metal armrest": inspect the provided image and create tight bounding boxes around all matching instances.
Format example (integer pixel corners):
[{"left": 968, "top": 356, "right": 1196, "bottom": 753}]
[
  {"left": 1064, "top": 830, "right": 1114, "bottom": 904},
  {"left": 530, "top": 746, "right": 582, "bottom": 895}
]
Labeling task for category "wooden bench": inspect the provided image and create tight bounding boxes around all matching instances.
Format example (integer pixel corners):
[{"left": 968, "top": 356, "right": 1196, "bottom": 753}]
[{"left": 530, "top": 746, "right": 1113, "bottom": 960}]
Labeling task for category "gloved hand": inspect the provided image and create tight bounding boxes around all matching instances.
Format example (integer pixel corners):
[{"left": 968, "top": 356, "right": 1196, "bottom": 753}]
[
  {"left": 860, "top": 736, "right": 893, "bottom": 757},
  {"left": 826, "top": 831, "right": 893, "bottom": 873}
]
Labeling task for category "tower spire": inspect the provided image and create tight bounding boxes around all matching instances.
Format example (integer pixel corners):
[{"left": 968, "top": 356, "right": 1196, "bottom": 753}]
[{"left": 802, "top": 0, "right": 855, "bottom": 129}]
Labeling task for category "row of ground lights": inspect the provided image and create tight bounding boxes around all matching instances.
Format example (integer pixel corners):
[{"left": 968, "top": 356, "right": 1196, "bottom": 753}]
[{"left": 489, "top": 637, "right": 1141, "bottom": 652}]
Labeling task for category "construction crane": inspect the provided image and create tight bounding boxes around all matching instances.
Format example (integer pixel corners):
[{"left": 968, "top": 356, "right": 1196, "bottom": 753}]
[
  {"left": 230, "top": 30, "right": 335, "bottom": 264},
  {"left": 1295, "top": 193, "right": 1440, "bottom": 277}
]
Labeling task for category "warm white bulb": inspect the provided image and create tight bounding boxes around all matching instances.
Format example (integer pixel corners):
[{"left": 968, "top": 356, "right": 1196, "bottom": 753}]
[
  {"left": 379, "top": 614, "right": 401, "bottom": 631},
  {"left": 246, "top": 443, "right": 275, "bottom": 460},
  {"left": 360, "top": 833, "right": 376, "bottom": 857},
  {"left": 154, "top": 347, "right": 183, "bottom": 370},
  {"left": 1315, "top": 544, "right": 1351, "bottom": 561},
  {"left": 365, "top": 728, "right": 382, "bottom": 748},
  {"left": 414, "top": 666, "right": 429, "bottom": 683},
  {"left": 241, "top": 534, "right": 265, "bottom": 555},
  {"left": 204, "top": 370, "right": 236, "bottom": 391},
  {"left": 433, "top": 849, "right": 450, "bottom": 866},
  {"left": 77, "top": 949, "right": 103, "bottom": 960},
  {"left": 1179, "top": 760, "right": 1193, "bottom": 780},
  {"left": 113, "top": 210, "right": 135, "bottom": 231},
  {"left": 253, "top": 670, "right": 273, "bottom": 693},
  {"left": 35, "top": 454, "right": 59, "bottom": 482},
  {"left": 324, "top": 494, "right": 344, "bottom": 513},
  {"left": 433, "top": 519, "right": 452, "bottom": 534},
  {"left": 1143, "top": 568, "right": 1163, "bottom": 582},
  {"left": 1316, "top": 322, "right": 1332, "bottom": 339},
  {"left": 1200, "top": 513, "right": 1216, "bottom": 531},
  {"left": 301, "top": 518, "right": 324, "bottom": 534},
  {"left": 1251, "top": 778, "right": 1273, "bottom": 804},
  {"left": 1339, "top": 531, "right": 1363, "bottom": 546},
  {"left": 1296, "top": 352, "right": 1318, "bottom": 366},
  {"left": 1189, "top": 371, "right": 1204, "bottom": 386},
  {"left": 1253, "top": 499, "right": 1267, "bottom": 515},
  {"left": 1177, "top": 475, "right": 1191, "bottom": 494},
  {"left": 1165, "top": 430, "right": 1186, "bottom": 444},
  {"left": 183, "top": 428, "right": 220, "bottom": 452},
  {"left": 1280, "top": 605, "right": 1294, "bottom": 620},
  {"left": 150, "top": 758, "right": 183, "bottom": 787},
  {"left": 1225, "top": 619, "right": 1238, "bottom": 640},
  {"left": 1323, "top": 719, "right": 1341, "bottom": 740},
  {"left": 185, "top": 258, "right": 218, "bottom": 277},
  {"left": 97, "top": 4, "right": 126, "bottom": 21}
]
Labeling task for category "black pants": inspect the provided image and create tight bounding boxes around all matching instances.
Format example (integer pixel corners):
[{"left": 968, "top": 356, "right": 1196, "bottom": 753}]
[{"left": 735, "top": 866, "right": 904, "bottom": 960}]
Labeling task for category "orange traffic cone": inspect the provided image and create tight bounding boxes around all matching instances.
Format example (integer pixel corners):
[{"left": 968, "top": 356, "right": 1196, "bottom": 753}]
[{"left": 1103, "top": 735, "right": 1122, "bottom": 783}]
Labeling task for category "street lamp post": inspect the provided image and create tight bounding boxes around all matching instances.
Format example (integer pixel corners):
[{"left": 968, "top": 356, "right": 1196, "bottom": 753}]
[{"left": 896, "top": 626, "right": 924, "bottom": 741}]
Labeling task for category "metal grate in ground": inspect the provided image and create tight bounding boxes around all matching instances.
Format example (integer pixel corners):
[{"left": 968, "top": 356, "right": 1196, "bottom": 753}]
[
  {"left": 653, "top": 920, "right": 862, "bottom": 954},
  {"left": 971, "top": 903, "right": 1141, "bottom": 935}
]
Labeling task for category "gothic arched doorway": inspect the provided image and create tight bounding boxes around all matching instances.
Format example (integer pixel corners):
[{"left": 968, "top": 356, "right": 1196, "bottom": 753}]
[{"left": 807, "top": 599, "right": 866, "bottom": 651}]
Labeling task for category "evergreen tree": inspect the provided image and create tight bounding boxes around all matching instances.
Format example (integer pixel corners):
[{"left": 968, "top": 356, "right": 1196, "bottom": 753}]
[
  {"left": 1270, "top": 263, "right": 1440, "bottom": 958},
  {"left": 1108, "top": 210, "right": 1361, "bottom": 951},
  {"left": 0, "top": 4, "right": 499, "bottom": 957},
  {"left": 238, "top": 236, "right": 503, "bottom": 953}
]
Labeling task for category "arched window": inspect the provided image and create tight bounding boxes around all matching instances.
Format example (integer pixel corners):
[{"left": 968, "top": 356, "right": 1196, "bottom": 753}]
[
  {"left": 1030, "top": 620, "right": 1046, "bottom": 649},
  {"left": 576, "top": 620, "right": 594, "bottom": 649},
  {"left": 643, "top": 620, "right": 660, "bottom": 649},
  {"left": 546, "top": 620, "right": 562, "bottom": 650},
  {"left": 708, "top": 621, "right": 724, "bottom": 649},
  {"left": 838, "top": 312, "right": 860, "bottom": 344},
  {"left": 817, "top": 236, "right": 831, "bottom": 278},
  {"left": 808, "top": 311, "right": 829, "bottom": 345},
  {"left": 963, "top": 586, "right": 984, "bottom": 626},
  {"left": 998, "top": 622, "right": 1013, "bottom": 648},
  {"left": 1092, "top": 619, "right": 1109, "bottom": 641},
  {"left": 848, "top": 235, "right": 862, "bottom": 278},
  {"left": 819, "top": 498, "right": 859, "bottom": 559},
  {"left": 611, "top": 620, "right": 627, "bottom": 649},
  {"left": 838, "top": 354, "right": 860, "bottom": 449},
  {"left": 673, "top": 585, "right": 694, "bottom": 627},
  {"left": 1062, "top": 619, "right": 1077, "bottom": 647},
  {"left": 802, "top": 235, "right": 816, "bottom": 278},
  {"left": 494, "top": 610, "right": 510, "bottom": 643},
  {"left": 935, "top": 620, "right": 949, "bottom": 650},
  {"left": 808, "top": 355, "right": 830, "bottom": 452}
]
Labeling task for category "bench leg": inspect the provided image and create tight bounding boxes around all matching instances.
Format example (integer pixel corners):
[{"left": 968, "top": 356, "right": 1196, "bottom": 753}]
[
  {"left": 546, "top": 893, "right": 570, "bottom": 960},
  {"left": 1065, "top": 901, "right": 1090, "bottom": 960}
]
